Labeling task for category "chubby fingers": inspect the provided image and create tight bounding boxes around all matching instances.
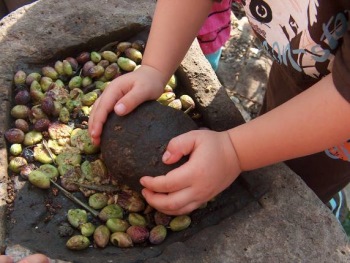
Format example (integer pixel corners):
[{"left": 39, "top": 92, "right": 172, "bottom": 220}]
[
  {"left": 88, "top": 97, "right": 102, "bottom": 145},
  {"left": 88, "top": 70, "right": 162, "bottom": 145},
  {"left": 18, "top": 254, "right": 50, "bottom": 263},
  {"left": 88, "top": 77, "right": 138, "bottom": 144},
  {"left": 112, "top": 82, "right": 153, "bottom": 116},
  {"left": 0, "top": 255, "right": 13, "bottom": 263},
  {"left": 140, "top": 163, "right": 201, "bottom": 215},
  {"left": 141, "top": 187, "right": 199, "bottom": 216},
  {"left": 162, "top": 131, "right": 198, "bottom": 164},
  {"left": 88, "top": 83, "right": 123, "bottom": 145},
  {"left": 140, "top": 166, "right": 191, "bottom": 194},
  {"left": 0, "top": 254, "right": 50, "bottom": 263}
]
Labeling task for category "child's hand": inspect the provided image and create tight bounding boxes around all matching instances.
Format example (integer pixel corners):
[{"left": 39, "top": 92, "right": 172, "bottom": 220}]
[
  {"left": 0, "top": 254, "right": 49, "bottom": 263},
  {"left": 140, "top": 129, "right": 242, "bottom": 215},
  {"left": 88, "top": 65, "right": 166, "bottom": 145}
]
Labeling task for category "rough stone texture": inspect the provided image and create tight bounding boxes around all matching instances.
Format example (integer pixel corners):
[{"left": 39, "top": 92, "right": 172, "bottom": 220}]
[
  {"left": 178, "top": 42, "right": 245, "bottom": 131},
  {"left": 100, "top": 101, "right": 198, "bottom": 192},
  {"left": 146, "top": 166, "right": 350, "bottom": 263},
  {"left": 0, "top": 0, "right": 349, "bottom": 262},
  {"left": 0, "top": 0, "right": 155, "bottom": 254}
]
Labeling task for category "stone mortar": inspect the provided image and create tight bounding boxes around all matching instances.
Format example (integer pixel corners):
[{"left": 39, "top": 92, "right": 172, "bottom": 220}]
[{"left": 0, "top": 0, "right": 349, "bottom": 262}]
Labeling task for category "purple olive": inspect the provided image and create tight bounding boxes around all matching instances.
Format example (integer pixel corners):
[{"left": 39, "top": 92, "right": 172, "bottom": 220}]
[
  {"left": 154, "top": 211, "right": 172, "bottom": 226},
  {"left": 82, "top": 61, "right": 95, "bottom": 77},
  {"left": 4, "top": 128, "right": 25, "bottom": 144},
  {"left": 34, "top": 118, "right": 50, "bottom": 132},
  {"left": 41, "top": 96, "right": 55, "bottom": 116},
  {"left": 76, "top": 52, "right": 90, "bottom": 65},
  {"left": 126, "top": 226, "right": 149, "bottom": 244},
  {"left": 15, "top": 90, "right": 31, "bottom": 105}
]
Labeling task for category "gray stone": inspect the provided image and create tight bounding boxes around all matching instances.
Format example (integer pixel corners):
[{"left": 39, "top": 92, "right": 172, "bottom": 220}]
[
  {"left": 146, "top": 164, "right": 350, "bottom": 263},
  {"left": 0, "top": 1, "right": 349, "bottom": 262},
  {"left": 0, "top": 0, "right": 156, "bottom": 257}
]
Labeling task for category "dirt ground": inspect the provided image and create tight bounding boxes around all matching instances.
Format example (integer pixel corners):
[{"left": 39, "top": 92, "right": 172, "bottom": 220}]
[{"left": 216, "top": 4, "right": 272, "bottom": 121}]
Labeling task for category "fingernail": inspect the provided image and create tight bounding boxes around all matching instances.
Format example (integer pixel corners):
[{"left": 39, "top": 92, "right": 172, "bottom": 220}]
[
  {"left": 115, "top": 103, "right": 126, "bottom": 115},
  {"left": 140, "top": 178, "right": 145, "bottom": 186},
  {"left": 162, "top": 151, "right": 171, "bottom": 162}
]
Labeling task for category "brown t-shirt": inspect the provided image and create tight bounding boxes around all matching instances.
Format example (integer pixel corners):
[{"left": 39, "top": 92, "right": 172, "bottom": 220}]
[{"left": 241, "top": 0, "right": 350, "bottom": 202}]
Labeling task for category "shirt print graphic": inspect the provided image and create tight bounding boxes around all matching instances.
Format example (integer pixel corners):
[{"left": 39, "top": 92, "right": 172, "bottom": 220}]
[
  {"left": 325, "top": 141, "right": 350, "bottom": 162},
  {"left": 241, "top": 0, "right": 350, "bottom": 162},
  {"left": 241, "top": 0, "right": 349, "bottom": 79}
]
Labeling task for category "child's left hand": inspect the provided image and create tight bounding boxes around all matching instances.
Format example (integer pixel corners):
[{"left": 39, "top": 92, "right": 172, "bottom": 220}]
[
  {"left": 140, "top": 129, "right": 241, "bottom": 215},
  {"left": 0, "top": 254, "right": 49, "bottom": 263}
]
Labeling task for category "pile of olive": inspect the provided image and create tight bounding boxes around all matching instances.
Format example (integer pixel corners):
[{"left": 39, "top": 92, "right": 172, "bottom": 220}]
[{"left": 5, "top": 40, "right": 197, "bottom": 250}]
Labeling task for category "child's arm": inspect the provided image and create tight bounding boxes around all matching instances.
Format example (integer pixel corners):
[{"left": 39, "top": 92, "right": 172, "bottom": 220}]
[
  {"left": 88, "top": 0, "right": 213, "bottom": 144},
  {"left": 142, "top": 0, "right": 213, "bottom": 84},
  {"left": 140, "top": 74, "right": 350, "bottom": 215},
  {"left": 229, "top": 74, "right": 350, "bottom": 170}
]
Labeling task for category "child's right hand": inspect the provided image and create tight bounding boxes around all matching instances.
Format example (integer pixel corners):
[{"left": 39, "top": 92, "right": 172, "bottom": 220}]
[{"left": 88, "top": 65, "right": 166, "bottom": 145}]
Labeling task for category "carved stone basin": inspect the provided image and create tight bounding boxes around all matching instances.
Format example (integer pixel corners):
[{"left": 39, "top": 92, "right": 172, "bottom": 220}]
[{"left": 0, "top": 1, "right": 349, "bottom": 262}]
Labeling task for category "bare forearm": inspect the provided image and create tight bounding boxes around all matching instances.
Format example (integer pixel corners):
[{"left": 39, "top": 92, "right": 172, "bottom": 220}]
[
  {"left": 229, "top": 74, "right": 350, "bottom": 171},
  {"left": 142, "top": 0, "right": 213, "bottom": 84}
]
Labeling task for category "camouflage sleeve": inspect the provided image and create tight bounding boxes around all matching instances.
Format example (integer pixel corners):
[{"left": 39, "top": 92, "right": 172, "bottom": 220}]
[{"left": 332, "top": 29, "right": 350, "bottom": 102}]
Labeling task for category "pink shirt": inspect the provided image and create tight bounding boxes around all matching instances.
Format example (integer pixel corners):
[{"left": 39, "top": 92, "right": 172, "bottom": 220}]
[{"left": 197, "top": 0, "right": 232, "bottom": 55}]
